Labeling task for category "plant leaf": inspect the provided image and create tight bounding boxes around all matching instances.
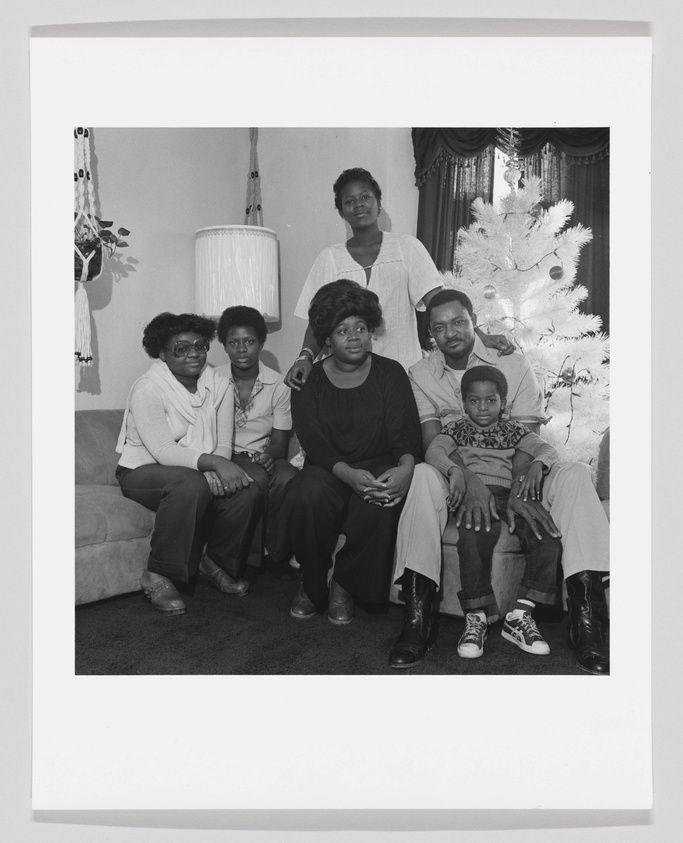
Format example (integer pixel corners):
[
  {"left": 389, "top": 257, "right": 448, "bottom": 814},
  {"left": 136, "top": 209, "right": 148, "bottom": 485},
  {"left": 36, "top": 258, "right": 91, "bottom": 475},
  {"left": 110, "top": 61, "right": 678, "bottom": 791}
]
[{"left": 117, "top": 228, "right": 130, "bottom": 236}]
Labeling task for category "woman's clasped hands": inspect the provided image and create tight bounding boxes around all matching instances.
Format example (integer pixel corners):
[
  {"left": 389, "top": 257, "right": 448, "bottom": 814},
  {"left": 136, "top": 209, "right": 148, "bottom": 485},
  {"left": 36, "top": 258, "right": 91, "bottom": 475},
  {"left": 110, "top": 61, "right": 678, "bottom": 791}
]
[{"left": 334, "top": 461, "right": 413, "bottom": 507}]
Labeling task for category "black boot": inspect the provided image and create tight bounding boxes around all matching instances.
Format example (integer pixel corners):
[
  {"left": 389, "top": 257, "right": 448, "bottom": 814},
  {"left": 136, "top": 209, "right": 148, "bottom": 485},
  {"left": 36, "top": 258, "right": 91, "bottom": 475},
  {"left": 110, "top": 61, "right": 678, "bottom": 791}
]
[
  {"left": 566, "top": 570, "right": 609, "bottom": 675},
  {"left": 389, "top": 570, "right": 435, "bottom": 669}
]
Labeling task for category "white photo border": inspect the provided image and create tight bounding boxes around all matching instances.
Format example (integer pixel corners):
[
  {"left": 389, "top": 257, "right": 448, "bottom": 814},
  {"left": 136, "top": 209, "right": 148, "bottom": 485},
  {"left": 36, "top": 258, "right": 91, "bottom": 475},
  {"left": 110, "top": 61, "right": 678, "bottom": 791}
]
[{"left": 31, "top": 35, "right": 651, "bottom": 810}]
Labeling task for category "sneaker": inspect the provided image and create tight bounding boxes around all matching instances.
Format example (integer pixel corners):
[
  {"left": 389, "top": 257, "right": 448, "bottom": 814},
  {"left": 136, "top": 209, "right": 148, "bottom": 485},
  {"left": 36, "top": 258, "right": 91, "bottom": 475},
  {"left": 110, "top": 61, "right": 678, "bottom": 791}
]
[
  {"left": 502, "top": 611, "right": 550, "bottom": 655},
  {"left": 457, "top": 613, "right": 488, "bottom": 658}
]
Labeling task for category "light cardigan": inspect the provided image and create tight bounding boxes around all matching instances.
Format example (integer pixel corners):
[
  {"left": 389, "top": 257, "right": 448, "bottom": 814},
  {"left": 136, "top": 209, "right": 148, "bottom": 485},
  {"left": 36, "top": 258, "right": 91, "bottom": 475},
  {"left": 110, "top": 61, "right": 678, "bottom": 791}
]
[
  {"left": 294, "top": 232, "right": 441, "bottom": 370},
  {"left": 116, "top": 360, "right": 233, "bottom": 470}
]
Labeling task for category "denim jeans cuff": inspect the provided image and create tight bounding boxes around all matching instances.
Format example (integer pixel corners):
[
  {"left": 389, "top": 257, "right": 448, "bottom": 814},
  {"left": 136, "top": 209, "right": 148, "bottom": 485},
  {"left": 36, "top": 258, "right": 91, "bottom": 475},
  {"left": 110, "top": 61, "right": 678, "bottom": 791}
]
[
  {"left": 458, "top": 589, "right": 497, "bottom": 612},
  {"left": 518, "top": 579, "right": 559, "bottom": 606}
]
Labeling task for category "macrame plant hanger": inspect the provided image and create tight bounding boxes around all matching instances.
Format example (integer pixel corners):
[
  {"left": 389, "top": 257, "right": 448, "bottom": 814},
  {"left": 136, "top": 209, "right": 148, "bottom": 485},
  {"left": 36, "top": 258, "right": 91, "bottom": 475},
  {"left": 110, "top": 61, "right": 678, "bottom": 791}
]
[
  {"left": 245, "top": 127, "right": 264, "bottom": 226},
  {"left": 74, "top": 127, "right": 99, "bottom": 366}
]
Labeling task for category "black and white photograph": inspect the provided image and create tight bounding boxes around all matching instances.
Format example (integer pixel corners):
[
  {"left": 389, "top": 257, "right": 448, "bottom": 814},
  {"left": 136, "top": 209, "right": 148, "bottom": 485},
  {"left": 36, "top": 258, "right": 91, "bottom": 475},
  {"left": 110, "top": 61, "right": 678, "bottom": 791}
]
[
  {"left": 27, "top": 30, "right": 652, "bottom": 816},
  {"left": 72, "top": 126, "right": 611, "bottom": 679}
]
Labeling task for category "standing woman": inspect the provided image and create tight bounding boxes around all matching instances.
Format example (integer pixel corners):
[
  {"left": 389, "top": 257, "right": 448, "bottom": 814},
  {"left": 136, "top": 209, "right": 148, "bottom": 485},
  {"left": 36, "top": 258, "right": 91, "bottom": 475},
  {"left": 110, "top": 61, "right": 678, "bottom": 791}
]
[
  {"left": 285, "top": 167, "right": 511, "bottom": 388},
  {"left": 285, "top": 280, "right": 422, "bottom": 625},
  {"left": 116, "top": 312, "right": 264, "bottom": 615}
]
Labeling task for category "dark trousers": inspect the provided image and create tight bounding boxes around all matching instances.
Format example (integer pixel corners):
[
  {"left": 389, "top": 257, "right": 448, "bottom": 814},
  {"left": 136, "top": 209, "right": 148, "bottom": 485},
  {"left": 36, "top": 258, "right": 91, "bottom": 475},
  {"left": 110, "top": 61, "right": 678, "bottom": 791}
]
[
  {"left": 456, "top": 484, "right": 562, "bottom": 612},
  {"left": 283, "top": 462, "right": 402, "bottom": 607},
  {"left": 232, "top": 455, "right": 298, "bottom": 565},
  {"left": 116, "top": 463, "right": 264, "bottom": 583}
]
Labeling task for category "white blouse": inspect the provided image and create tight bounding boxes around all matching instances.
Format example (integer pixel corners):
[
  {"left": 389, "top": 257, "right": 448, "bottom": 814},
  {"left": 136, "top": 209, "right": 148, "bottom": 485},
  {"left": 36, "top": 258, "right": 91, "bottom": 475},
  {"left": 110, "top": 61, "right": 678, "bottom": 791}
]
[{"left": 294, "top": 232, "right": 442, "bottom": 370}]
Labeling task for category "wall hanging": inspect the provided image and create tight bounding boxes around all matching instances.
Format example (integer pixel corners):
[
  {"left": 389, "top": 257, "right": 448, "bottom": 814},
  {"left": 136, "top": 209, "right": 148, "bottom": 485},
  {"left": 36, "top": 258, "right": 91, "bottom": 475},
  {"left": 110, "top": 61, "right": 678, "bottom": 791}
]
[
  {"left": 195, "top": 128, "right": 280, "bottom": 321},
  {"left": 74, "top": 127, "right": 130, "bottom": 365}
]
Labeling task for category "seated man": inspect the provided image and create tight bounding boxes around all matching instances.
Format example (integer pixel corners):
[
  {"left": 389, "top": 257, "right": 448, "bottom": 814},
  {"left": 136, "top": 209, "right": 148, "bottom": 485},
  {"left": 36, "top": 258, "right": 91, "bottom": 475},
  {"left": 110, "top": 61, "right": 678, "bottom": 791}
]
[{"left": 389, "top": 288, "right": 609, "bottom": 675}]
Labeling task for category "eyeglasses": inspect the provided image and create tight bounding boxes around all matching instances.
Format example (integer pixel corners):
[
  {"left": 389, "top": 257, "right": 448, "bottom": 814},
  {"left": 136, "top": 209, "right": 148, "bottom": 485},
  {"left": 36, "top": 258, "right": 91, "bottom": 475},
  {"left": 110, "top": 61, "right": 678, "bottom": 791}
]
[{"left": 167, "top": 339, "right": 211, "bottom": 358}]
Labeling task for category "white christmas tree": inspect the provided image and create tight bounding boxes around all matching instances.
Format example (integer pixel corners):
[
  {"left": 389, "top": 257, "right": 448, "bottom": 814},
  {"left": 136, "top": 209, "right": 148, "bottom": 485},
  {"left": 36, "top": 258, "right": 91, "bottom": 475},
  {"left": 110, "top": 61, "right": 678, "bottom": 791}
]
[{"left": 442, "top": 160, "right": 609, "bottom": 466}]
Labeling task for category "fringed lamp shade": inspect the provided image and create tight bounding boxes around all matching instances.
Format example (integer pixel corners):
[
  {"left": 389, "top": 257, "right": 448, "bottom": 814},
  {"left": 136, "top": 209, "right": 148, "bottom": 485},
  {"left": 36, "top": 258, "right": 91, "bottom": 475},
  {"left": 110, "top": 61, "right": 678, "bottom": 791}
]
[{"left": 195, "top": 225, "right": 280, "bottom": 321}]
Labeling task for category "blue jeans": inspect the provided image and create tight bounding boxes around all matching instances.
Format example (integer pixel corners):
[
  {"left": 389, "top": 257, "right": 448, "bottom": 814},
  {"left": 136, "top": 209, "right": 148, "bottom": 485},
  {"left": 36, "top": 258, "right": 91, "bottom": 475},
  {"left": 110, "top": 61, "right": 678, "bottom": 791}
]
[{"left": 456, "top": 484, "right": 562, "bottom": 612}]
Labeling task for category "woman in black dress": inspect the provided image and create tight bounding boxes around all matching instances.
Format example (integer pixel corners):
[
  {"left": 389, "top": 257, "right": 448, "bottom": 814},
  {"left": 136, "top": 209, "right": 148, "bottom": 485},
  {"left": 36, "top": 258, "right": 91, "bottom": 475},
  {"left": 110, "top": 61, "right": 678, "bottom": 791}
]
[{"left": 285, "top": 279, "right": 422, "bottom": 625}]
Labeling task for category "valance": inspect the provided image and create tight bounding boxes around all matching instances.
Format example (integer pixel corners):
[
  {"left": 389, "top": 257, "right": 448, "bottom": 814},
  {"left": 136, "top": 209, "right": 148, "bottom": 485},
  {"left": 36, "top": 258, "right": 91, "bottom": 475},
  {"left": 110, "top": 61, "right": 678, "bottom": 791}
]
[{"left": 412, "top": 128, "right": 610, "bottom": 185}]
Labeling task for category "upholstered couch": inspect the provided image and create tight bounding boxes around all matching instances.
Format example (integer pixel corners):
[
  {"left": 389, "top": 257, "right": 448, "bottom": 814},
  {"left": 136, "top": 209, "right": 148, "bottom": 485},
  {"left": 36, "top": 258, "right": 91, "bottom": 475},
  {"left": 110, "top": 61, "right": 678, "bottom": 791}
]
[
  {"left": 75, "top": 408, "right": 609, "bottom": 615},
  {"left": 75, "top": 409, "right": 155, "bottom": 605}
]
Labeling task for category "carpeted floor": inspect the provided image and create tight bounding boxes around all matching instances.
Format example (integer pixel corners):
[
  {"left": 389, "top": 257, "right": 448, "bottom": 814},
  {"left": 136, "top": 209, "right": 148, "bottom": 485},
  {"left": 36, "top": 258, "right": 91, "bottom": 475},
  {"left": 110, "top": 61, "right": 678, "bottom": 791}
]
[{"left": 75, "top": 566, "right": 590, "bottom": 676}]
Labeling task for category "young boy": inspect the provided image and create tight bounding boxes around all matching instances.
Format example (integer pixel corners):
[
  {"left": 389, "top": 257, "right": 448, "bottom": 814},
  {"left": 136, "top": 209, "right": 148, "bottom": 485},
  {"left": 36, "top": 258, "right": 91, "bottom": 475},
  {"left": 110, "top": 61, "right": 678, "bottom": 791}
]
[
  {"left": 425, "top": 365, "right": 562, "bottom": 659},
  {"left": 215, "top": 306, "right": 299, "bottom": 579}
]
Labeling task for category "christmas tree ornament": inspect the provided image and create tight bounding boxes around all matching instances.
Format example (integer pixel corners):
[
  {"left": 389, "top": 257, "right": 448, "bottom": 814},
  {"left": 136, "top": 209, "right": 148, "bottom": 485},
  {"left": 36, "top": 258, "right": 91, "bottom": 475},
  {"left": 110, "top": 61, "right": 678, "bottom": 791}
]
[
  {"left": 549, "top": 265, "right": 564, "bottom": 280},
  {"left": 503, "top": 160, "right": 521, "bottom": 189},
  {"left": 483, "top": 284, "right": 497, "bottom": 299},
  {"left": 500, "top": 127, "right": 523, "bottom": 191},
  {"left": 530, "top": 203, "right": 543, "bottom": 218}
]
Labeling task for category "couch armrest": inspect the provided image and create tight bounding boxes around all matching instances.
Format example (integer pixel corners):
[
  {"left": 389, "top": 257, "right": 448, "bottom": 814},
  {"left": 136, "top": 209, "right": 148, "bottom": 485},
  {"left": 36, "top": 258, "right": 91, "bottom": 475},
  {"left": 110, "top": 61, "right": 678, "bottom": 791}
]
[{"left": 595, "top": 427, "right": 610, "bottom": 502}]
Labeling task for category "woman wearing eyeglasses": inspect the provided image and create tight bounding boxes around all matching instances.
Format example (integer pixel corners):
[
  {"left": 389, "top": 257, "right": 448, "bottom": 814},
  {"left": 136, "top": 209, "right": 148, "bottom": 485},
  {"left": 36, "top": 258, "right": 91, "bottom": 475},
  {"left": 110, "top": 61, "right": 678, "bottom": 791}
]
[{"left": 115, "top": 312, "right": 264, "bottom": 616}]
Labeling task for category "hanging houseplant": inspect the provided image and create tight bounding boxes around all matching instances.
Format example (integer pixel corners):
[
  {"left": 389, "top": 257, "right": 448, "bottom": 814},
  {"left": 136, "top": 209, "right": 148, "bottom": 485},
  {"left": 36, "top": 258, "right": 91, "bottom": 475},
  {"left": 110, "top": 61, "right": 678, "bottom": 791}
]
[
  {"left": 74, "top": 127, "right": 131, "bottom": 365},
  {"left": 74, "top": 211, "right": 130, "bottom": 282}
]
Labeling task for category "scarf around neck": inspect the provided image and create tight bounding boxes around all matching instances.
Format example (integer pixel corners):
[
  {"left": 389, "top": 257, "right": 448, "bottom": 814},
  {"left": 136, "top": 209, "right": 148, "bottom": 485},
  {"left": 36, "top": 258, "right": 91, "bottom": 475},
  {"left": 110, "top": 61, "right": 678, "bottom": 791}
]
[{"left": 116, "top": 359, "right": 231, "bottom": 455}]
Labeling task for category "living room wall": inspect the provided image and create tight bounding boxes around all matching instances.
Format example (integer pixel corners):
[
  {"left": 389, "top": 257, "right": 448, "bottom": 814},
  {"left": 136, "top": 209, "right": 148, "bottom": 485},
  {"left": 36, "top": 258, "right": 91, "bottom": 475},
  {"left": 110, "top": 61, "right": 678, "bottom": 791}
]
[{"left": 74, "top": 126, "right": 419, "bottom": 409}]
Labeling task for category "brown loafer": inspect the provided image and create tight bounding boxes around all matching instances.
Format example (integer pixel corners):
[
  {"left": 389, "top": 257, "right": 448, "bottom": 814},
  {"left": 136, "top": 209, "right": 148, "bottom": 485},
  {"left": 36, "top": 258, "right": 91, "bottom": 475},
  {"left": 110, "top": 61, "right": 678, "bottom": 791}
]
[
  {"left": 290, "top": 584, "right": 317, "bottom": 619},
  {"left": 141, "top": 571, "right": 186, "bottom": 615},
  {"left": 327, "top": 580, "right": 354, "bottom": 625},
  {"left": 199, "top": 555, "right": 249, "bottom": 597}
]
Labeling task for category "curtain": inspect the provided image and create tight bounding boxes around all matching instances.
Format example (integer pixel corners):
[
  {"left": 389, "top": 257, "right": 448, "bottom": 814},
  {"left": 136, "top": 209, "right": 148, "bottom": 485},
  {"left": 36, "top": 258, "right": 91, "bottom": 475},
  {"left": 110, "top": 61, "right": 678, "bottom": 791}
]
[
  {"left": 415, "top": 152, "right": 496, "bottom": 272},
  {"left": 521, "top": 142, "right": 610, "bottom": 333},
  {"left": 413, "top": 129, "right": 496, "bottom": 271},
  {"left": 412, "top": 128, "right": 610, "bottom": 334}
]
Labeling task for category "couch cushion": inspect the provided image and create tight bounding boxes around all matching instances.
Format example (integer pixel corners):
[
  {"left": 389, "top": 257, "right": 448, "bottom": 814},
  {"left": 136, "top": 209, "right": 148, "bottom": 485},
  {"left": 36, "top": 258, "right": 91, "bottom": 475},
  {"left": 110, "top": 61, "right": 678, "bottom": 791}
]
[
  {"left": 75, "top": 485, "right": 155, "bottom": 547},
  {"left": 75, "top": 409, "right": 125, "bottom": 486},
  {"left": 76, "top": 537, "right": 150, "bottom": 605}
]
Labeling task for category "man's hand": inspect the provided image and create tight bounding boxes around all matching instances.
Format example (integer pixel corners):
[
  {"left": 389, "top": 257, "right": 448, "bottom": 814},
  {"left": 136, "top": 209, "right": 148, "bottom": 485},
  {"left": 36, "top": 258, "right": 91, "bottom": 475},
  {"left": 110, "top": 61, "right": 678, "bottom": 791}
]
[
  {"left": 454, "top": 473, "right": 500, "bottom": 532},
  {"left": 506, "top": 485, "right": 562, "bottom": 541}
]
